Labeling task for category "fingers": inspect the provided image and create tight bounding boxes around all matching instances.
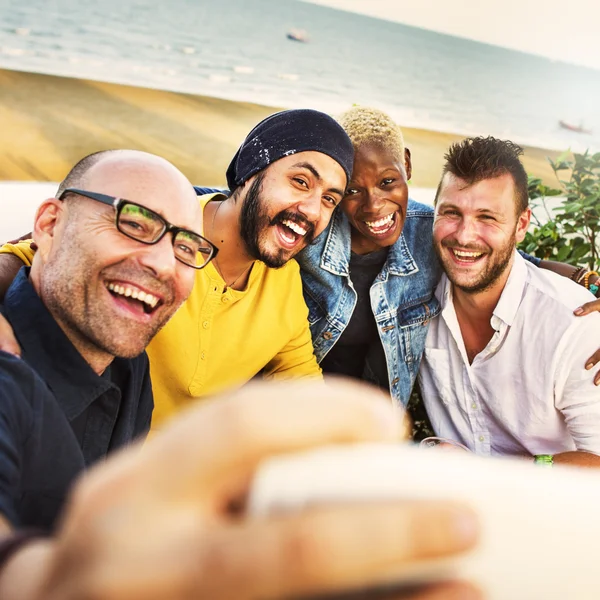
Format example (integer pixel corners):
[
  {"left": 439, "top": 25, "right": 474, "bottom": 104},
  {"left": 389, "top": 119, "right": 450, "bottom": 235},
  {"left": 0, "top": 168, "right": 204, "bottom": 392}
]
[
  {"left": 198, "top": 501, "right": 478, "bottom": 599},
  {"left": 583, "top": 350, "right": 600, "bottom": 385},
  {"left": 6, "top": 233, "right": 33, "bottom": 245},
  {"left": 0, "top": 311, "right": 20, "bottom": 357},
  {"left": 574, "top": 300, "right": 600, "bottom": 384},
  {"left": 146, "top": 379, "right": 406, "bottom": 496},
  {"left": 574, "top": 298, "right": 600, "bottom": 316}
]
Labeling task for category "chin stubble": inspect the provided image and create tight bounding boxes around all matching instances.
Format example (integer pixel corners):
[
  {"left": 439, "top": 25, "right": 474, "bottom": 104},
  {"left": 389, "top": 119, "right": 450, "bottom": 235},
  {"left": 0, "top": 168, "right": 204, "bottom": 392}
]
[{"left": 436, "top": 232, "right": 516, "bottom": 295}]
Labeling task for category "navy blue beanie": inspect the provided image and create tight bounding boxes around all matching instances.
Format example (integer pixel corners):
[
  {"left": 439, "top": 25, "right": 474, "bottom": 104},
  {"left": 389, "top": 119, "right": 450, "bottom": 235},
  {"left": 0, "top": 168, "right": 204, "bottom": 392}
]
[{"left": 226, "top": 109, "right": 354, "bottom": 191}]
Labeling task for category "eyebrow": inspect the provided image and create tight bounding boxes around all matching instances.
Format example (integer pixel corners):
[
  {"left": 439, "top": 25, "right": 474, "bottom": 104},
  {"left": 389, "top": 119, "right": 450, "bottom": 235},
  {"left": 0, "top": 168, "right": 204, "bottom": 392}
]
[
  {"left": 439, "top": 202, "right": 500, "bottom": 215},
  {"left": 291, "top": 161, "right": 345, "bottom": 198}
]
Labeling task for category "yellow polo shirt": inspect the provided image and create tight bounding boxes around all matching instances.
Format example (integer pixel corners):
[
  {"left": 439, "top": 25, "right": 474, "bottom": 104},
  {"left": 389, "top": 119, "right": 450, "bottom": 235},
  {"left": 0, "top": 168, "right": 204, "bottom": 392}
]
[{"left": 0, "top": 193, "right": 321, "bottom": 429}]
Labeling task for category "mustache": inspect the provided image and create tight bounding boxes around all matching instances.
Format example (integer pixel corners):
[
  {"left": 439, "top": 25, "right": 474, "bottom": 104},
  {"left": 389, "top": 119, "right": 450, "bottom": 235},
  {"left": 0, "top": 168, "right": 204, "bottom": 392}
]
[{"left": 271, "top": 210, "right": 316, "bottom": 242}]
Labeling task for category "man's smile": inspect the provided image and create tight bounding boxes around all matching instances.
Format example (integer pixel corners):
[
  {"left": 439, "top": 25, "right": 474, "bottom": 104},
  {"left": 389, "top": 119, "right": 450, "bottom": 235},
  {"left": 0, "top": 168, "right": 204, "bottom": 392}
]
[{"left": 105, "top": 280, "right": 165, "bottom": 317}]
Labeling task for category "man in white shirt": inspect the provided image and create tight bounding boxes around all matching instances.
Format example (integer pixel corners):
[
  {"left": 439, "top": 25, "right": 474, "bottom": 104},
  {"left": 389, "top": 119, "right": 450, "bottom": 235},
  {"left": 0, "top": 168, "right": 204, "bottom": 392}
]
[{"left": 419, "top": 136, "right": 600, "bottom": 466}]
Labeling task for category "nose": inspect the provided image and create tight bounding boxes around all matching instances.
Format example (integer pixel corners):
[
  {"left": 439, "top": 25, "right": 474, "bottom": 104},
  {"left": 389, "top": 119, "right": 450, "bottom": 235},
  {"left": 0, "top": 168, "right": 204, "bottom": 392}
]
[
  {"left": 295, "top": 190, "right": 322, "bottom": 223},
  {"left": 453, "top": 216, "right": 478, "bottom": 246},
  {"left": 136, "top": 234, "right": 178, "bottom": 279},
  {"left": 363, "top": 188, "right": 386, "bottom": 214}
]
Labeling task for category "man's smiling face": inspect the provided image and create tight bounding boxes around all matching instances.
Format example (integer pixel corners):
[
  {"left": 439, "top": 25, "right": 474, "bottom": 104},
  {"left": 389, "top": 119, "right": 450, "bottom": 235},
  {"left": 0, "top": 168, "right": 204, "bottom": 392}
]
[
  {"left": 239, "top": 151, "right": 346, "bottom": 268},
  {"left": 433, "top": 172, "right": 530, "bottom": 294},
  {"left": 36, "top": 153, "right": 202, "bottom": 360}
]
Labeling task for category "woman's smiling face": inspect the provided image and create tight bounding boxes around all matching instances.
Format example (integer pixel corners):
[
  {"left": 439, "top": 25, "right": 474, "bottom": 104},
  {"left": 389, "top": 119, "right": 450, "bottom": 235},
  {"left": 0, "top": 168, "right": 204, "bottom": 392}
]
[{"left": 341, "top": 143, "right": 411, "bottom": 255}]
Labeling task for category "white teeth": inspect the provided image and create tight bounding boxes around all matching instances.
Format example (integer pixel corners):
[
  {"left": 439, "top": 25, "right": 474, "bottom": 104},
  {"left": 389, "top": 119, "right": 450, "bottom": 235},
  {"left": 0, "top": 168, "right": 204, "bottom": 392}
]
[
  {"left": 365, "top": 213, "right": 394, "bottom": 229},
  {"left": 453, "top": 250, "right": 483, "bottom": 258},
  {"left": 282, "top": 219, "right": 307, "bottom": 236},
  {"left": 107, "top": 283, "right": 159, "bottom": 309}
]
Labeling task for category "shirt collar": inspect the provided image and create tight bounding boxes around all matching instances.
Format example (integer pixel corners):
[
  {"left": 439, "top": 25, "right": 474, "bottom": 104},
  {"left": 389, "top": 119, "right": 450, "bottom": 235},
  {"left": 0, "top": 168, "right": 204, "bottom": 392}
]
[
  {"left": 2, "top": 268, "right": 117, "bottom": 421},
  {"left": 491, "top": 250, "right": 527, "bottom": 328},
  {"left": 320, "top": 208, "right": 419, "bottom": 277}
]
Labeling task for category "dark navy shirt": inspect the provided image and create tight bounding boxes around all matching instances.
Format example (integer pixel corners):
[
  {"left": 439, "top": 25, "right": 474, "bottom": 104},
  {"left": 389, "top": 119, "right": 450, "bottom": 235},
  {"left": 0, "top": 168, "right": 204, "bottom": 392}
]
[{"left": 0, "top": 268, "right": 153, "bottom": 531}]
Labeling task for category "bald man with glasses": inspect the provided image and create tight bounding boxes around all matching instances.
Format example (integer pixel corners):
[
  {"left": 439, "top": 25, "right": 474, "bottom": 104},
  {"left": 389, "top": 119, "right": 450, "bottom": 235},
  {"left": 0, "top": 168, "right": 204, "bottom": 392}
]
[{"left": 0, "top": 149, "right": 209, "bottom": 532}]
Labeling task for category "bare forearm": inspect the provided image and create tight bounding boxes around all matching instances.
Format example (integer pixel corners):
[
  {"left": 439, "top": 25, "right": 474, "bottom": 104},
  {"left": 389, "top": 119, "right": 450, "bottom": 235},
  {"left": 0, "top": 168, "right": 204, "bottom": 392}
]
[
  {"left": 538, "top": 259, "right": 578, "bottom": 279},
  {"left": 0, "top": 255, "right": 24, "bottom": 301},
  {"left": 553, "top": 451, "right": 600, "bottom": 468}
]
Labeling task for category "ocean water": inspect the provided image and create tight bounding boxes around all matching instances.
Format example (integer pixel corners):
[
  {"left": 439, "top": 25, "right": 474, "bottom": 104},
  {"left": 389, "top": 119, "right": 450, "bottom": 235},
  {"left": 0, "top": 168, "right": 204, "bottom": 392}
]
[{"left": 1, "top": 0, "right": 599, "bottom": 152}]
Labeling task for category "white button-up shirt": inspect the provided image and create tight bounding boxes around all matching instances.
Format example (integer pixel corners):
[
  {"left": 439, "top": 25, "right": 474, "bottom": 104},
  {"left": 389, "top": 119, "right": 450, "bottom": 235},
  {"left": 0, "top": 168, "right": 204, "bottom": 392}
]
[{"left": 419, "top": 252, "right": 600, "bottom": 456}]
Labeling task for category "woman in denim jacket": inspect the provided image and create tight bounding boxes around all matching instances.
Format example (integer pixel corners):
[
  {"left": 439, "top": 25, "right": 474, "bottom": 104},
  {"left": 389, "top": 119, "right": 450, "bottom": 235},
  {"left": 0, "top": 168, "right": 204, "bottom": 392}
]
[
  {"left": 297, "top": 107, "right": 439, "bottom": 407},
  {"left": 297, "top": 107, "right": 548, "bottom": 408}
]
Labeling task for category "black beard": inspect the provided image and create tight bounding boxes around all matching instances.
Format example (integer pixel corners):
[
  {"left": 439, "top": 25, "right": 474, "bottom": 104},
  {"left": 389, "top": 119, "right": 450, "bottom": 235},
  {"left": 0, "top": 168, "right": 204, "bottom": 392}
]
[
  {"left": 239, "top": 173, "right": 315, "bottom": 269},
  {"left": 239, "top": 173, "right": 267, "bottom": 263}
]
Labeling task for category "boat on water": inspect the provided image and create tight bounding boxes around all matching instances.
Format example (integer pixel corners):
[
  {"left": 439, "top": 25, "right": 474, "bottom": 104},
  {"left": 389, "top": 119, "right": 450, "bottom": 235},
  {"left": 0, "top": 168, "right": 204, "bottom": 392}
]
[
  {"left": 559, "top": 120, "right": 592, "bottom": 134},
  {"left": 286, "top": 28, "right": 309, "bottom": 43}
]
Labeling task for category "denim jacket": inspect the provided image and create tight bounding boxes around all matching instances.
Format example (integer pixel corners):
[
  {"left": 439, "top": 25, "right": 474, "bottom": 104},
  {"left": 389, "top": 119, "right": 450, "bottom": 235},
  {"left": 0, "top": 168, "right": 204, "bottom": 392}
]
[{"left": 297, "top": 200, "right": 442, "bottom": 407}]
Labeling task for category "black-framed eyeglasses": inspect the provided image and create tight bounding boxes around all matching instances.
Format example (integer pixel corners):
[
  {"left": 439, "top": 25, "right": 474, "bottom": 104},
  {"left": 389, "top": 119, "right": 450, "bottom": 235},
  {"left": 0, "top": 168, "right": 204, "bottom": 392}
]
[{"left": 58, "top": 188, "right": 218, "bottom": 269}]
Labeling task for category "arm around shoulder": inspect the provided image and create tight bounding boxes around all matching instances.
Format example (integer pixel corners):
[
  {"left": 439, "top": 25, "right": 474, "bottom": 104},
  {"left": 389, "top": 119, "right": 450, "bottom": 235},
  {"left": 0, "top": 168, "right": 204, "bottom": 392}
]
[{"left": 0, "top": 240, "right": 35, "bottom": 302}]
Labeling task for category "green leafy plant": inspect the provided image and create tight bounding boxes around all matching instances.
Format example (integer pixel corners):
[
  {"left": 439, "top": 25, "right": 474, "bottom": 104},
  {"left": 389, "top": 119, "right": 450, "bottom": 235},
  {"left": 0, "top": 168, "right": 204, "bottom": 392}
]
[{"left": 520, "top": 150, "right": 600, "bottom": 268}]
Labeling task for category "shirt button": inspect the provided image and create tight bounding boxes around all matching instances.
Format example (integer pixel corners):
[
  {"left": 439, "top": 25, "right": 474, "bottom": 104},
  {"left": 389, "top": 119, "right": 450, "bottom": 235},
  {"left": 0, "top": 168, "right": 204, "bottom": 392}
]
[
  {"left": 322, "top": 331, "right": 333, "bottom": 340},
  {"left": 201, "top": 352, "right": 206, "bottom": 360},
  {"left": 471, "top": 403, "right": 477, "bottom": 409},
  {"left": 203, "top": 321, "right": 209, "bottom": 329},
  {"left": 479, "top": 435, "right": 485, "bottom": 442},
  {"left": 222, "top": 296, "right": 229, "bottom": 303}
]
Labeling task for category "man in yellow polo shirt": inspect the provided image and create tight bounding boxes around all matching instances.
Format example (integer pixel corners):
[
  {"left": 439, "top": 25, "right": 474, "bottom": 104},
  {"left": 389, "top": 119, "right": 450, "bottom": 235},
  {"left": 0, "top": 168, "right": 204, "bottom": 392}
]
[{"left": 0, "top": 109, "right": 354, "bottom": 428}]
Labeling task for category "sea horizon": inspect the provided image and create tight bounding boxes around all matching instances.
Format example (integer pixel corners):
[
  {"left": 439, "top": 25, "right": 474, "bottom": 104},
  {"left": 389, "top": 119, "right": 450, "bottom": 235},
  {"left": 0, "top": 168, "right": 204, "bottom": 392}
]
[{"left": 1, "top": 0, "right": 599, "bottom": 153}]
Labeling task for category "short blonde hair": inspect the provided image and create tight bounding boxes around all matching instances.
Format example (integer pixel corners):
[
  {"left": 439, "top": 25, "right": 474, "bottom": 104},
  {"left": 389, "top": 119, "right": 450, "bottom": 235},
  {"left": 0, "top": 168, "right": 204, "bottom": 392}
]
[{"left": 337, "top": 106, "right": 405, "bottom": 163}]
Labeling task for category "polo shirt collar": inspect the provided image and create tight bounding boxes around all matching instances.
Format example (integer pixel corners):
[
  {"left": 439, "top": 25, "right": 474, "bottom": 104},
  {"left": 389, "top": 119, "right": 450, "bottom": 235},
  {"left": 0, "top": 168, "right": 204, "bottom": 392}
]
[{"left": 2, "top": 268, "right": 116, "bottom": 421}]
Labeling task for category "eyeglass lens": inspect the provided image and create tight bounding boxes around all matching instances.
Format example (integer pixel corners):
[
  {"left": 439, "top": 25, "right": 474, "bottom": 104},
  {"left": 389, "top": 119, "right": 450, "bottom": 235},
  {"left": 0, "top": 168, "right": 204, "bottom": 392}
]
[{"left": 118, "top": 203, "right": 213, "bottom": 268}]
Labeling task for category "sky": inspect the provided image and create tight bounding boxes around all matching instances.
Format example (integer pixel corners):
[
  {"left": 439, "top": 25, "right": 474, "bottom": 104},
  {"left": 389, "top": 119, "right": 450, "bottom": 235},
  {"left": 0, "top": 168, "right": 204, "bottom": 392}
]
[{"left": 301, "top": 0, "right": 600, "bottom": 71}]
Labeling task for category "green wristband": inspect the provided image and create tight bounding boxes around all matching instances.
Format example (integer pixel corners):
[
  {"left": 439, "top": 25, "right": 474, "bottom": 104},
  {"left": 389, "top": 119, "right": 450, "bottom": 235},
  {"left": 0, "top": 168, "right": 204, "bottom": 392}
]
[{"left": 534, "top": 454, "right": 554, "bottom": 466}]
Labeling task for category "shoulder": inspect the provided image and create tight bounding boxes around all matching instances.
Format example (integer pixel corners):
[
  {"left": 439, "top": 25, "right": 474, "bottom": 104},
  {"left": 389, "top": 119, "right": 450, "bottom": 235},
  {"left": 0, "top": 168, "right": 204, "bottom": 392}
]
[
  {"left": 0, "top": 351, "right": 46, "bottom": 395},
  {"left": 257, "top": 259, "right": 306, "bottom": 306},
  {"left": 0, "top": 352, "right": 45, "bottom": 431},
  {"left": 194, "top": 186, "right": 228, "bottom": 196},
  {"left": 406, "top": 198, "right": 434, "bottom": 217},
  {"left": 196, "top": 191, "right": 228, "bottom": 210},
  {"left": 523, "top": 260, "right": 596, "bottom": 313},
  {"left": 402, "top": 199, "right": 435, "bottom": 243}
]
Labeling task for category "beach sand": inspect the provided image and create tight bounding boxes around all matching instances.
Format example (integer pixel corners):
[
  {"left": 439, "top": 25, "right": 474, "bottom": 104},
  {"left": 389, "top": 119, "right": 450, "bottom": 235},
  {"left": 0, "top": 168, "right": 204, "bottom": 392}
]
[{"left": 0, "top": 68, "right": 563, "bottom": 188}]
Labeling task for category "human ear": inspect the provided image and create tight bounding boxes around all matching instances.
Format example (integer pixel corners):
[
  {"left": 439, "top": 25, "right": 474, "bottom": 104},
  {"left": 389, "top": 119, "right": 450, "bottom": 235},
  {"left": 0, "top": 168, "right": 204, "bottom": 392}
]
[
  {"left": 404, "top": 148, "right": 412, "bottom": 181},
  {"left": 515, "top": 207, "right": 532, "bottom": 243},
  {"left": 32, "top": 199, "right": 64, "bottom": 260}
]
